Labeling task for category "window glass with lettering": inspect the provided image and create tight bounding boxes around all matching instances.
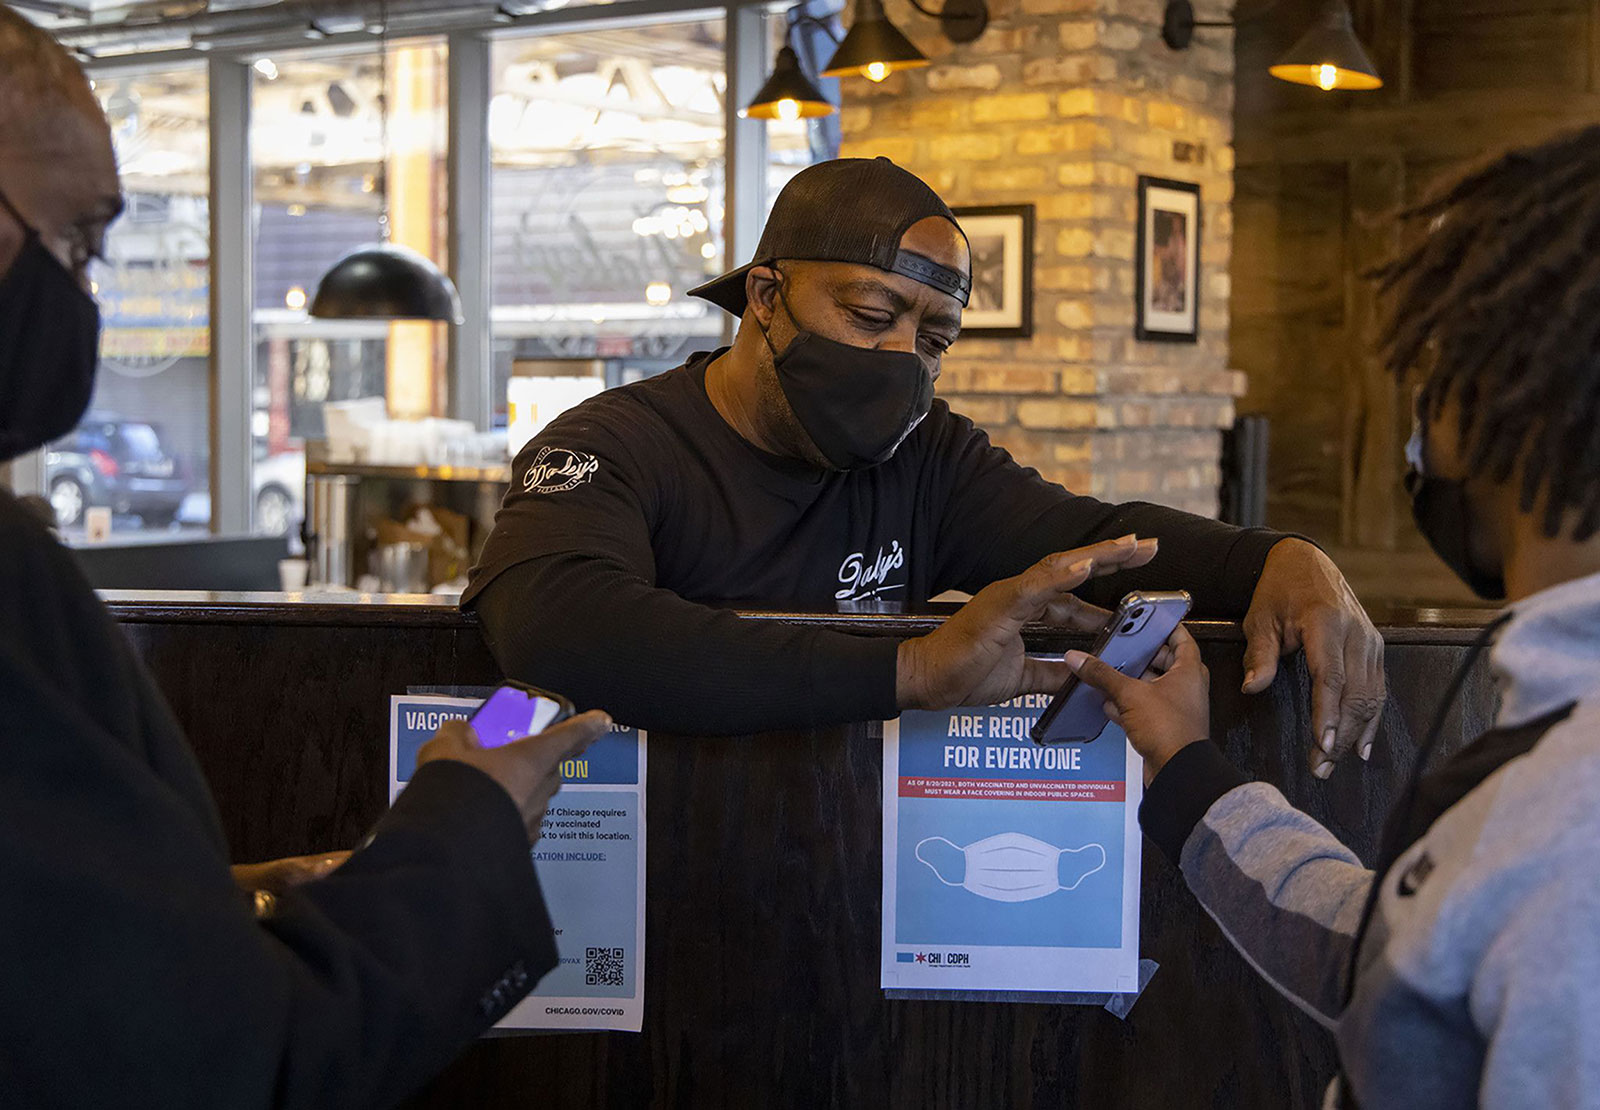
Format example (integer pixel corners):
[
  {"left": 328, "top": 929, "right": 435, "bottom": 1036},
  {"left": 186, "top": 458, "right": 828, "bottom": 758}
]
[
  {"left": 44, "top": 67, "right": 210, "bottom": 538},
  {"left": 486, "top": 19, "right": 731, "bottom": 436},
  {"left": 249, "top": 38, "right": 450, "bottom": 539}
]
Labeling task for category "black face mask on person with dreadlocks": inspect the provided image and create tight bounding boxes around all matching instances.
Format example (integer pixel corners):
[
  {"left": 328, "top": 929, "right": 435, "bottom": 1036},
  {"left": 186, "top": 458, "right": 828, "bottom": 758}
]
[
  {"left": 1404, "top": 404, "right": 1506, "bottom": 600},
  {"left": 1374, "top": 124, "right": 1600, "bottom": 557}
]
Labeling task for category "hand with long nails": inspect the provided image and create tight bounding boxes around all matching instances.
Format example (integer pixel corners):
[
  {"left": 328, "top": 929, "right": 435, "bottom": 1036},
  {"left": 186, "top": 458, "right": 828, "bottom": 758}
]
[{"left": 1239, "top": 539, "right": 1386, "bottom": 779}]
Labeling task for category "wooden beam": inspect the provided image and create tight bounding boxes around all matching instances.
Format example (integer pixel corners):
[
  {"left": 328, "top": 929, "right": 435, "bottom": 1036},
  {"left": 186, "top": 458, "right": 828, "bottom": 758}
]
[
  {"left": 1238, "top": 87, "right": 1600, "bottom": 165},
  {"left": 1341, "top": 153, "right": 1405, "bottom": 549}
]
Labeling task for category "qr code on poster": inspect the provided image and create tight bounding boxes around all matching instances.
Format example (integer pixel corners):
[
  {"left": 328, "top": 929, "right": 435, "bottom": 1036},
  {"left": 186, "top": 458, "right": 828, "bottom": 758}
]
[{"left": 585, "top": 946, "right": 625, "bottom": 987}]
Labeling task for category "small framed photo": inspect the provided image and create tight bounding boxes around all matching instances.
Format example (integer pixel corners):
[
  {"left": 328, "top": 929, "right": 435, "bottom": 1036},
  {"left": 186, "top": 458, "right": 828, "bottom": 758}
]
[
  {"left": 952, "top": 204, "right": 1034, "bottom": 339},
  {"left": 1135, "top": 177, "right": 1201, "bottom": 343}
]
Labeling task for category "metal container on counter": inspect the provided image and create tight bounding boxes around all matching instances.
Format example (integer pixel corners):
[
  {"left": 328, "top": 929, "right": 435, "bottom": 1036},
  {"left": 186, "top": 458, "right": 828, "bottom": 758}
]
[
  {"left": 307, "top": 474, "right": 360, "bottom": 587},
  {"left": 376, "top": 541, "right": 431, "bottom": 595}
]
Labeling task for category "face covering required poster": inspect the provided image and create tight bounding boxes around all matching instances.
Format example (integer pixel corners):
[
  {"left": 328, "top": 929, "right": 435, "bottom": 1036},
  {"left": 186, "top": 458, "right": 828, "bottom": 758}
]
[
  {"left": 390, "top": 692, "right": 646, "bottom": 1033},
  {"left": 881, "top": 697, "right": 1142, "bottom": 998}
]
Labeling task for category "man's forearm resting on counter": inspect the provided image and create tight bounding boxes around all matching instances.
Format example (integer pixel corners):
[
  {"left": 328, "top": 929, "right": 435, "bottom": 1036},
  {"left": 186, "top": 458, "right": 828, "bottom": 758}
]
[
  {"left": 474, "top": 553, "right": 903, "bottom": 735},
  {"left": 472, "top": 506, "right": 1294, "bottom": 736}
]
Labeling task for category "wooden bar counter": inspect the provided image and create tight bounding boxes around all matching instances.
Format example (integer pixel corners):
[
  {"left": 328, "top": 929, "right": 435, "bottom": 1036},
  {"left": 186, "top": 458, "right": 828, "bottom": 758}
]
[{"left": 106, "top": 592, "right": 1499, "bottom": 1110}]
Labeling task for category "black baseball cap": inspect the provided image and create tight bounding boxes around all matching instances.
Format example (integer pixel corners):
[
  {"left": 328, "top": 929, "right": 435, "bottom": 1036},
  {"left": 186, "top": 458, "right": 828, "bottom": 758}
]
[{"left": 688, "top": 157, "right": 972, "bottom": 317}]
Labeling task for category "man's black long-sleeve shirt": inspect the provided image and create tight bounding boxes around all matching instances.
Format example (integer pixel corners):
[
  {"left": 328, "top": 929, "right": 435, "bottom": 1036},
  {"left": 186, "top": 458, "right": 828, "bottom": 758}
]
[
  {"left": 465, "top": 350, "right": 1284, "bottom": 735},
  {"left": 0, "top": 490, "right": 559, "bottom": 1108}
]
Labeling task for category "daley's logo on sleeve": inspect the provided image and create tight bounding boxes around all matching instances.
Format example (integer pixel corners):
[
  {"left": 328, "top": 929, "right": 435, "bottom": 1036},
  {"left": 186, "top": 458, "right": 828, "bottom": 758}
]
[
  {"left": 837, "top": 539, "right": 907, "bottom": 604},
  {"left": 522, "top": 446, "right": 600, "bottom": 494}
]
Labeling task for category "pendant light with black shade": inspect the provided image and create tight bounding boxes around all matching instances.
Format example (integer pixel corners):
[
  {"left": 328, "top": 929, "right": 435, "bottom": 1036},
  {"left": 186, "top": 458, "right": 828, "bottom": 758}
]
[
  {"left": 1161, "top": 0, "right": 1382, "bottom": 92},
  {"left": 309, "top": 0, "right": 463, "bottom": 323},
  {"left": 746, "top": 0, "right": 992, "bottom": 97},
  {"left": 744, "top": 39, "right": 835, "bottom": 120},
  {"left": 1266, "top": 0, "right": 1382, "bottom": 90},
  {"left": 822, "top": 0, "right": 931, "bottom": 82}
]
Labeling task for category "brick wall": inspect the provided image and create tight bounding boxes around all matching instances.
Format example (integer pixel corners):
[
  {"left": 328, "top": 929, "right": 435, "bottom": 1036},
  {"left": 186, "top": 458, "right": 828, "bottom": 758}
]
[{"left": 838, "top": 0, "right": 1242, "bottom": 515}]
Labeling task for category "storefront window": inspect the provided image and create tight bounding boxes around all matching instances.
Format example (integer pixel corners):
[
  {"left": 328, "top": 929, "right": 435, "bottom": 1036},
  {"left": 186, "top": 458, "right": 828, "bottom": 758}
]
[
  {"left": 27, "top": 10, "right": 825, "bottom": 541},
  {"left": 250, "top": 38, "right": 449, "bottom": 536},
  {"left": 488, "top": 18, "right": 728, "bottom": 432},
  {"left": 46, "top": 67, "right": 210, "bottom": 536}
]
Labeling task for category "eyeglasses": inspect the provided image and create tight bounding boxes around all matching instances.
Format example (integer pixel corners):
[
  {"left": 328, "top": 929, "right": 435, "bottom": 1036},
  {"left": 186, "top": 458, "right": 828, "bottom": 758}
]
[{"left": 0, "top": 181, "right": 102, "bottom": 286}]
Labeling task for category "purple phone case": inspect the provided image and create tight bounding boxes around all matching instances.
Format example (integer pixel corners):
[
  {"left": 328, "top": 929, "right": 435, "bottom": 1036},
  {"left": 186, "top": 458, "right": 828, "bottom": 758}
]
[
  {"left": 469, "top": 687, "right": 566, "bottom": 749},
  {"left": 1032, "top": 593, "right": 1191, "bottom": 745}
]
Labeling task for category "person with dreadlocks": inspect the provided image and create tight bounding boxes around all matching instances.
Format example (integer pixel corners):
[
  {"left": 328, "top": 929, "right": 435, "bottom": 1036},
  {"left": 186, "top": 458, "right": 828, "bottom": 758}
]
[{"left": 1067, "top": 124, "right": 1600, "bottom": 1109}]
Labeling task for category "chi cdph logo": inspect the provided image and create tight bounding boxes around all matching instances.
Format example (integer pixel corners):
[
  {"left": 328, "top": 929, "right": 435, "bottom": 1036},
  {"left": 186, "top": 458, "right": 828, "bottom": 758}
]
[
  {"left": 524, "top": 447, "right": 600, "bottom": 494},
  {"left": 897, "top": 951, "right": 972, "bottom": 967}
]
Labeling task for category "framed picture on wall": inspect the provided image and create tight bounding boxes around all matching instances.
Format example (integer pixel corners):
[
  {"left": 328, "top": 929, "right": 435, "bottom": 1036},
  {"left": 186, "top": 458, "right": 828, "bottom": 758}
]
[
  {"left": 952, "top": 204, "right": 1034, "bottom": 339},
  {"left": 1135, "top": 177, "right": 1201, "bottom": 343}
]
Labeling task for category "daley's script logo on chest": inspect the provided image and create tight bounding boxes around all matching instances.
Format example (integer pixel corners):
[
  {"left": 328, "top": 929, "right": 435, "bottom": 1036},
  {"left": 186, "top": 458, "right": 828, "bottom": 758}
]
[
  {"left": 522, "top": 446, "right": 600, "bottom": 494},
  {"left": 837, "top": 539, "right": 907, "bottom": 604}
]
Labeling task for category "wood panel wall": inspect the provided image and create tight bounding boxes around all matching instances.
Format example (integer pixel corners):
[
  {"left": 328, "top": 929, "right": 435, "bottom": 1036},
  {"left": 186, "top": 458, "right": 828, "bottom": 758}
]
[
  {"left": 1230, "top": 0, "right": 1600, "bottom": 604},
  {"left": 114, "top": 604, "right": 1496, "bottom": 1110}
]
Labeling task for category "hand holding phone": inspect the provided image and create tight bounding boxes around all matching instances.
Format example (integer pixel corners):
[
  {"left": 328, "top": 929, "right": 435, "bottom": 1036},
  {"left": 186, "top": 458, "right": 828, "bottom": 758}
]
[
  {"left": 1031, "top": 591, "right": 1192, "bottom": 745},
  {"left": 469, "top": 682, "right": 575, "bottom": 748},
  {"left": 1065, "top": 624, "right": 1212, "bottom": 785},
  {"left": 415, "top": 682, "right": 602, "bottom": 842}
]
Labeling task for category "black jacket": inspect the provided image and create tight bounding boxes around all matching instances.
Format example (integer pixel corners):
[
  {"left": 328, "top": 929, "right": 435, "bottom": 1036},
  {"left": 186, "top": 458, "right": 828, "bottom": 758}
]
[
  {"left": 0, "top": 490, "right": 558, "bottom": 1108},
  {"left": 467, "top": 358, "right": 1285, "bottom": 735}
]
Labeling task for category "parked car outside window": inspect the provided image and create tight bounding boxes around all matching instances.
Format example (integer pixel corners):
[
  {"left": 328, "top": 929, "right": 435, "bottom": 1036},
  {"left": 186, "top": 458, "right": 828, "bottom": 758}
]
[{"left": 45, "top": 415, "right": 193, "bottom": 531}]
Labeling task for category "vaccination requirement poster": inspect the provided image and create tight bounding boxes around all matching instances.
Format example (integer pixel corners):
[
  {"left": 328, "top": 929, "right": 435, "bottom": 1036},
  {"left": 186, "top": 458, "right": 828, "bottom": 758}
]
[
  {"left": 390, "top": 693, "right": 646, "bottom": 1032},
  {"left": 881, "top": 695, "right": 1142, "bottom": 999}
]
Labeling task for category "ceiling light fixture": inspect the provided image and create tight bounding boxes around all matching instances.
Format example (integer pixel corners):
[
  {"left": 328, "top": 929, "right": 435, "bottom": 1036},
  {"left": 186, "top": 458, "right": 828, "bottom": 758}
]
[
  {"left": 1161, "top": 0, "right": 1381, "bottom": 91},
  {"left": 193, "top": 23, "right": 325, "bottom": 52},
  {"left": 1266, "top": 0, "right": 1382, "bottom": 90},
  {"left": 822, "top": 0, "right": 930, "bottom": 82},
  {"left": 743, "top": 44, "right": 834, "bottom": 120},
  {"left": 310, "top": 0, "right": 463, "bottom": 324},
  {"left": 751, "top": 0, "right": 989, "bottom": 97}
]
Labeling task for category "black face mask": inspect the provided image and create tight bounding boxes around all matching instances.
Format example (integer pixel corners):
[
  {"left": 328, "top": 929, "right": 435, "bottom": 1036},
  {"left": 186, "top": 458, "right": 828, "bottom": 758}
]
[
  {"left": 0, "top": 188, "right": 101, "bottom": 463},
  {"left": 1404, "top": 422, "right": 1506, "bottom": 600},
  {"left": 758, "top": 277, "right": 935, "bottom": 471}
]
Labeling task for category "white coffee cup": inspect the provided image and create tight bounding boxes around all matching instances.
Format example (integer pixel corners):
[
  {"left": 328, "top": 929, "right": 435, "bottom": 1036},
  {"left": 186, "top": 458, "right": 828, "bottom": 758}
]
[
  {"left": 84, "top": 506, "right": 112, "bottom": 543},
  {"left": 278, "top": 557, "right": 310, "bottom": 592}
]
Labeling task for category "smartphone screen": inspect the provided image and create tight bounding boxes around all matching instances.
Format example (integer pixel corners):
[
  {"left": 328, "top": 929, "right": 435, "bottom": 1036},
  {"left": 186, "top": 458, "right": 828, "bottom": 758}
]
[{"left": 469, "top": 685, "right": 570, "bottom": 749}]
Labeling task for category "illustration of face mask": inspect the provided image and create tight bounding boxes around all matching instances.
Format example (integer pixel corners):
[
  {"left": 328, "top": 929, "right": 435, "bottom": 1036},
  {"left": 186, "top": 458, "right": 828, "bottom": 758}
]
[{"left": 914, "top": 833, "right": 1107, "bottom": 903}]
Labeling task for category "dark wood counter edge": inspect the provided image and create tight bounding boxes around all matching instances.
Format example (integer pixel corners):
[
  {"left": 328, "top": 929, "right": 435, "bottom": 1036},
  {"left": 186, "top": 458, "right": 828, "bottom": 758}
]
[{"left": 102, "top": 591, "right": 1501, "bottom": 646}]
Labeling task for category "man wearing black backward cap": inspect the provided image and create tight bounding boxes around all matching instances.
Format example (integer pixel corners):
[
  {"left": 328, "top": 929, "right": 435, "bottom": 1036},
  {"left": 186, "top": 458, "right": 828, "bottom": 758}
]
[{"left": 468, "top": 157, "right": 1384, "bottom": 773}]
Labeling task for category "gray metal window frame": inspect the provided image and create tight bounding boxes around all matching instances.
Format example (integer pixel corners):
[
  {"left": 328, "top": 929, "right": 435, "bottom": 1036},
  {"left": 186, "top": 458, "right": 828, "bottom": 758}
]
[
  {"left": 210, "top": 56, "right": 253, "bottom": 535},
  {"left": 447, "top": 29, "right": 493, "bottom": 430},
  {"left": 72, "top": 0, "right": 774, "bottom": 529}
]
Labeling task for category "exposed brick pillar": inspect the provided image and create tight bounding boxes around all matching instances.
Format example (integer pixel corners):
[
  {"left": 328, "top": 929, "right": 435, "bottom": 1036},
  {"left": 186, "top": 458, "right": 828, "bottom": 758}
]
[{"left": 839, "top": 0, "right": 1241, "bottom": 516}]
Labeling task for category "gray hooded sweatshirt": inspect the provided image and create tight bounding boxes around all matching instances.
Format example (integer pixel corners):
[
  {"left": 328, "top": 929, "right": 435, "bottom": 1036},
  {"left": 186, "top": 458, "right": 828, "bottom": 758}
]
[{"left": 1140, "top": 572, "right": 1600, "bottom": 1108}]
